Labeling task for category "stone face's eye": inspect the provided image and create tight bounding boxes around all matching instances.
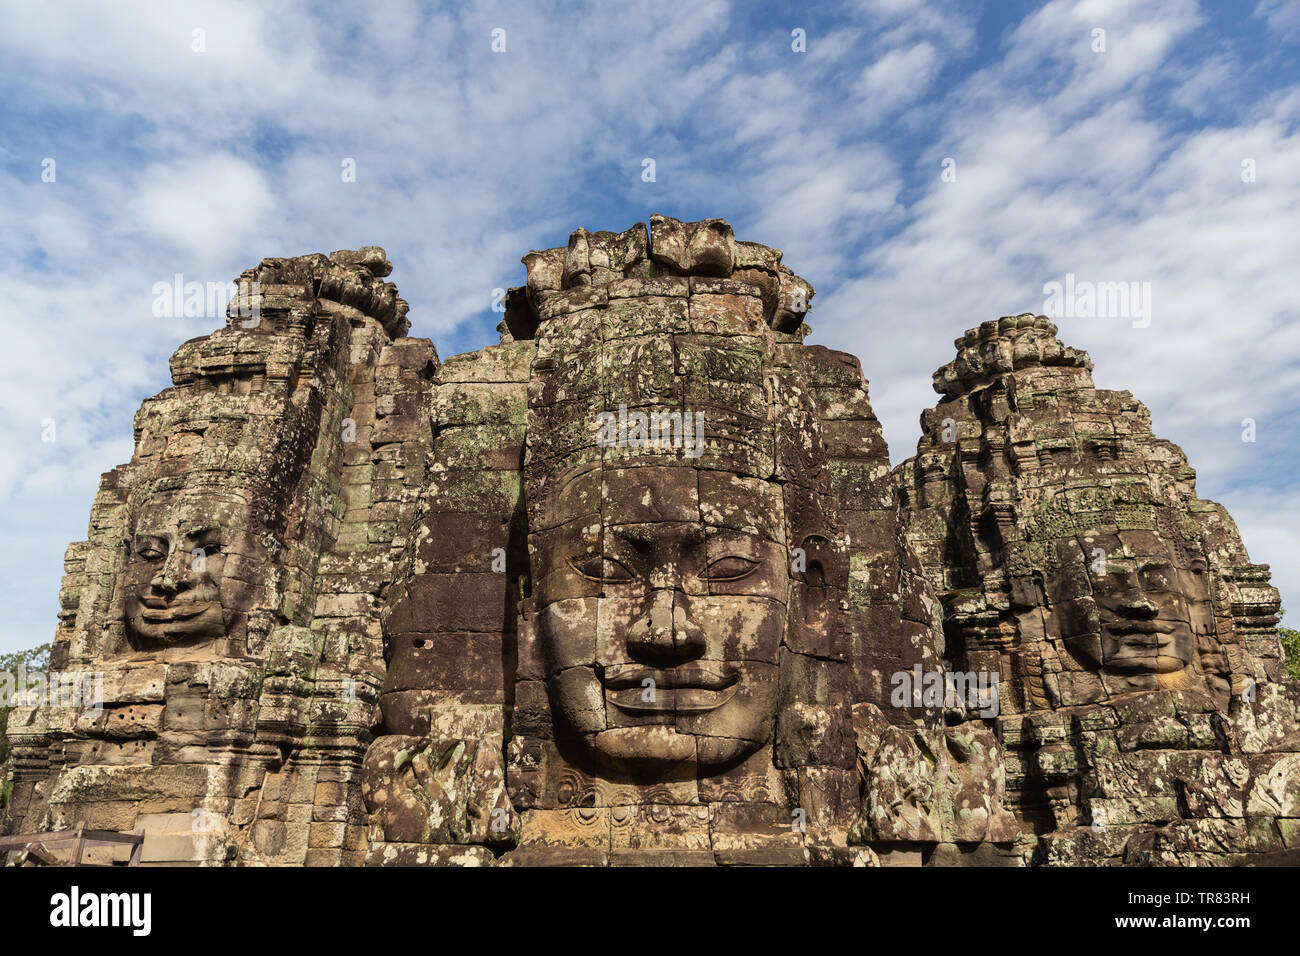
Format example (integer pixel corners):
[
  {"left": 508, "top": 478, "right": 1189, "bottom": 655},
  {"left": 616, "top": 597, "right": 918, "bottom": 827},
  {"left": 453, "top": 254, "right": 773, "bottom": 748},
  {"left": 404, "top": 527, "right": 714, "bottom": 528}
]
[
  {"left": 568, "top": 553, "right": 634, "bottom": 583},
  {"left": 702, "top": 555, "right": 757, "bottom": 581},
  {"left": 193, "top": 531, "right": 222, "bottom": 554},
  {"left": 136, "top": 540, "right": 166, "bottom": 561}
]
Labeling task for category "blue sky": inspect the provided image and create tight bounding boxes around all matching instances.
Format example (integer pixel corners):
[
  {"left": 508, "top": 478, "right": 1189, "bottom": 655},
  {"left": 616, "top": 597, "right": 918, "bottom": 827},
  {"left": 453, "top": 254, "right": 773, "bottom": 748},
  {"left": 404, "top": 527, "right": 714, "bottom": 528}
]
[{"left": 1, "top": 0, "right": 1298, "bottom": 653}]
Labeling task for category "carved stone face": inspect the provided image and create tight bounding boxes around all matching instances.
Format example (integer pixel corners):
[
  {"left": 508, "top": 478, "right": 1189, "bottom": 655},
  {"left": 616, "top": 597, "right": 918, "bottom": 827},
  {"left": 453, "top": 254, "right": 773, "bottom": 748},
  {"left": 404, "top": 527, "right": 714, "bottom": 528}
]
[
  {"left": 531, "top": 465, "right": 788, "bottom": 775},
  {"left": 1047, "top": 529, "right": 1206, "bottom": 678},
  {"left": 122, "top": 492, "right": 254, "bottom": 649}
]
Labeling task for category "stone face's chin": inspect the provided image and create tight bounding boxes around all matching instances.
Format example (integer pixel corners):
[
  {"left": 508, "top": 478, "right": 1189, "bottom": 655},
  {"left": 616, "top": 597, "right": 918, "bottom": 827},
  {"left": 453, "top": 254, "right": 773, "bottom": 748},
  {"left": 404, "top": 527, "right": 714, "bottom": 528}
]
[
  {"left": 592, "top": 726, "right": 698, "bottom": 768},
  {"left": 587, "top": 725, "right": 765, "bottom": 776}
]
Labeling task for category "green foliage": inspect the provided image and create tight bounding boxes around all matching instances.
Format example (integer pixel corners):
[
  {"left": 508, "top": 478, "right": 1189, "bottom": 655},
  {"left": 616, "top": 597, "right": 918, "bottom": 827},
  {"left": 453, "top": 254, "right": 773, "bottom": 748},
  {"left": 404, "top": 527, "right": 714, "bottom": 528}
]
[
  {"left": 1279, "top": 609, "right": 1300, "bottom": 681},
  {"left": 0, "top": 642, "right": 51, "bottom": 813},
  {"left": 0, "top": 642, "right": 51, "bottom": 680}
]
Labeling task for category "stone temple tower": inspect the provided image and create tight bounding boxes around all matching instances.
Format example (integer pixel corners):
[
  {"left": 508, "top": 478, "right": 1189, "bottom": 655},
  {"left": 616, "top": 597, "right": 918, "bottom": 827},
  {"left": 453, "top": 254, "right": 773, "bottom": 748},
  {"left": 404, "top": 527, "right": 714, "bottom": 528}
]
[
  {"left": 3, "top": 223, "right": 1296, "bottom": 866},
  {"left": 896, "top": 314, "right": 1298, "bottom": 864}
]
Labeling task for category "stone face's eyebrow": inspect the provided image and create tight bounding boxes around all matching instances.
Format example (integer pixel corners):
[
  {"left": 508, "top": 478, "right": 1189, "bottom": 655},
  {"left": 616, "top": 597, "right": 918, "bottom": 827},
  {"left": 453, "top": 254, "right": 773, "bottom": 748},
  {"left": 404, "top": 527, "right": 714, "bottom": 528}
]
[
  {"left": 610, "top": 524, "right": 707, "bottom": 547},
  {"left": 610, "top": 525, "right": 656, "bottom": 547},
  {"left": 1137, "top": 558, "right": 1172, "bottom": 570}
]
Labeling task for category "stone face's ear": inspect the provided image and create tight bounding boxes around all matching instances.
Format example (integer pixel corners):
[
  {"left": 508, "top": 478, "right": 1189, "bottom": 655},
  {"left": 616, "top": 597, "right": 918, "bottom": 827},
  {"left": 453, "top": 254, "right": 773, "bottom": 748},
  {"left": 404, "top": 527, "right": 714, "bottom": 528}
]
[
  {"left": 787, "top": 532, "right": 842, "bottom": 660},
  {"left": 803, "top": 531, "right": 848, "bottom": 590}
]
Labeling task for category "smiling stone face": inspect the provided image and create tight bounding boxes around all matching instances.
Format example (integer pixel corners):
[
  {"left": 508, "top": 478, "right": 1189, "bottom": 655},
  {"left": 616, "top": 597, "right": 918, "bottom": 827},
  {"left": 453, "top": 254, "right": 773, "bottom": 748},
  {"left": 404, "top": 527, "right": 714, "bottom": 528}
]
[
  {"left": 506, "top": 219, "right": 864, "bottom": 808},
  {"left": 121, "top": 492, "right": 262, "bottom": 651},
  {"left": 531, "top": 464, "right": 789, "bottom": 775},
  {"left": 1046, "top": 528, "right": 1207, "bottom": 686}
]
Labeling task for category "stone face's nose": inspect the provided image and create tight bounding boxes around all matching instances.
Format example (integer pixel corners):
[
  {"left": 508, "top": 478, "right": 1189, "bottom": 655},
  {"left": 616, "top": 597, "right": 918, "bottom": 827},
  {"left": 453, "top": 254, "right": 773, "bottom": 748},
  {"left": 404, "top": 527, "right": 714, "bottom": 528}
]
[
  {"left": 157, "top": 545, "right": 195, "bottom": 593},
  {"left": 626, "top": 588, "right": 705, "bottom": 666}
]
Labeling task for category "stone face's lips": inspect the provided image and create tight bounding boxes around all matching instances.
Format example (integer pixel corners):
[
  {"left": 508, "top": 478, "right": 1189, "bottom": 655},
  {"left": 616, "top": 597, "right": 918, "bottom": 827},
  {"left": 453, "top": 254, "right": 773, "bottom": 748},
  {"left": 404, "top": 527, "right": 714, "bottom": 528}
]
[
  {"left": 1113, "top": 637, "right": 1175, "bottom": 656},
  {"left": 1104, "top": 620, "right": 1176, "bottom": 647},
  {"left": 671, "top": 686, "right": 739, "bottom": 714},
  {"left": 603, "top": 663, "right": 739, "bottom": 715},
  {"left": 138, "top": 600, "right": 218, "bottom": 623},
  {"left": 1103, "top": 620, "right": 1173, "bottom": 634}
]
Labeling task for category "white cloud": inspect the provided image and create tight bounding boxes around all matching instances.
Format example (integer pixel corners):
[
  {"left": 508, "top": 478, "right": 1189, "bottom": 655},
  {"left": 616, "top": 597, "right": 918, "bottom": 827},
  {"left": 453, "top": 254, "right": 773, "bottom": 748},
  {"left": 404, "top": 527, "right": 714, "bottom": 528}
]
[
  {"left": 857, "top": 42, "right": 939, "bottom": 111},
  {"left": 811, "top": 0, "right": 1300, "bottom": 614},
  {"left": 1, "top": 0, "right": 1296, "bottom": 651},
  {"left": 1220, "top": 489, "right": 1300, "bottom": 618},
  {"left": 1255, "top": 0, "right": 1300, "bottom": 40},
  {"left": 131, "top": 157, "right": 275, "bottom": 260}
]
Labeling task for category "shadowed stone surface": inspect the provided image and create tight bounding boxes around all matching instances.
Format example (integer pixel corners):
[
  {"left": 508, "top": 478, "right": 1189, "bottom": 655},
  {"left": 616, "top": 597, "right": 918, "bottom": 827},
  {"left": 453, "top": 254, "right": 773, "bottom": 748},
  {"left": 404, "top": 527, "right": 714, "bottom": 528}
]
[{"left": 3, "top": 225, "right": 1293, "bottom": 866}]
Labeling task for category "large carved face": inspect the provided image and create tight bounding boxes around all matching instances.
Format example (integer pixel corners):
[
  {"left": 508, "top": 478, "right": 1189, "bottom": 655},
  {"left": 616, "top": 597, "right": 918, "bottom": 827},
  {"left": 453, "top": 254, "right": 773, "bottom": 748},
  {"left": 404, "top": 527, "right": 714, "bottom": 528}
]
[
  {"left": 122, "top": 491, "right": 258, "bottom": 649},
  {"left": 531, "top": 464, "right": 789, "bottom": 775},
  {"left": 1046, "top": 528, "right": 1208, "bottom": 679}
]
